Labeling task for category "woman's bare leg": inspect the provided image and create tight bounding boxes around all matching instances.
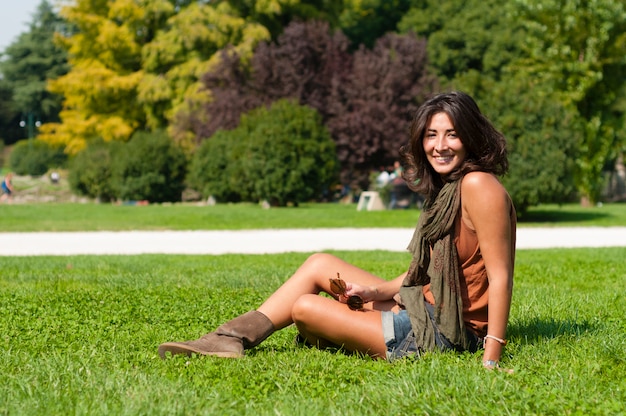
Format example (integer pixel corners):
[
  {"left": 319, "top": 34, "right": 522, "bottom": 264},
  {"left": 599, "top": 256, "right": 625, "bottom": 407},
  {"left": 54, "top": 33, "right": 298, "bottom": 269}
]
[
  {"left": 291, "top": 294, "right": 388, "bottom": 358},
  {"left": 257, "top": 253, "right": 389, "bottom": 330}
]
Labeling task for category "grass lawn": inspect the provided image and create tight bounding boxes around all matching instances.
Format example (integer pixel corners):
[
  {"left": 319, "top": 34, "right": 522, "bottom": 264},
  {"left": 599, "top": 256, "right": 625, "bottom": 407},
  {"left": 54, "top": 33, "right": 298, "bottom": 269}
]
[
  {"left": 1, "top": 248, "right": 624, "bottom": 415},
  {"left": 1, "top": 201, "right": 626, "bottom": 231}
]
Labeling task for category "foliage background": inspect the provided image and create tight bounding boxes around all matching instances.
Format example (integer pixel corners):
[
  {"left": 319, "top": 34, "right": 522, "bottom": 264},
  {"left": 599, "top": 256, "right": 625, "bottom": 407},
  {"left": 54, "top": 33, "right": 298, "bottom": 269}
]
[{"left": 1, "top": 0, "right": 625, "bottom": 210}]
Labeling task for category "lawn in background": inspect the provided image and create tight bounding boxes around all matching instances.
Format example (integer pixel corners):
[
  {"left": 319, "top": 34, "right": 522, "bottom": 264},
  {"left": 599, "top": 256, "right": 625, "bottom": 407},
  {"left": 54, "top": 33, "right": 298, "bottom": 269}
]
[
  {"left": 1, "top": 248, "right": 624, "bottom": 415},
  {"left": 1, "top": 201, "right": 625, "bottom": 231}
]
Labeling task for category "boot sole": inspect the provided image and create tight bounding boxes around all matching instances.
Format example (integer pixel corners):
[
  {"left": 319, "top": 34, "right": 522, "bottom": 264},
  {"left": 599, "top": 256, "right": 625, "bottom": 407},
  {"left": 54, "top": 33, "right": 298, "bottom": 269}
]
[{"left": 158, "top": 342, "right": 243, "bottom": 359}]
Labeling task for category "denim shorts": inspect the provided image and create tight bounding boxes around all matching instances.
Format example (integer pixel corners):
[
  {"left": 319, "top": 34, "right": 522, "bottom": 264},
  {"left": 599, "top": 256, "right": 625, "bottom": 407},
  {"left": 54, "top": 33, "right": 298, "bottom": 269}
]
[{"left": 382, "top": 302, "right": 480, "bottom": 361}]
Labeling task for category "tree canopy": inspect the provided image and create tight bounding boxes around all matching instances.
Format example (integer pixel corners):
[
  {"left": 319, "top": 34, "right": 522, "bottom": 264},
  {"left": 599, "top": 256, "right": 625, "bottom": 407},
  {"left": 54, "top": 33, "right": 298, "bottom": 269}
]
[
  {"left": 1, "top": 0, "right": 624, "bottom": 208},
  {"left": 179, "top": 20, "right": 435, "bottom": 187}
]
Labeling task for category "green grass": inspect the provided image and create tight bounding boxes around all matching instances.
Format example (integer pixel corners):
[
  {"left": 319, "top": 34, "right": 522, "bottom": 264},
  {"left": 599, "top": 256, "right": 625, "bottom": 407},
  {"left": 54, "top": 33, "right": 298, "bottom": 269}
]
[
  {"left": 1, "top": 201, "right": 626, "bottom": 231},
  {"left": 1, "top": 249, "right": 624, "bottom": 415}
]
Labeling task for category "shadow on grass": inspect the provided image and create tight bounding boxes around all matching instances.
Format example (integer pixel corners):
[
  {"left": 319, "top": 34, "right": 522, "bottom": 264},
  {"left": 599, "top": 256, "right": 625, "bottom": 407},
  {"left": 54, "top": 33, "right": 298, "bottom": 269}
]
[
  {"left": 518, "top": 210, "right": 609, "bottom": 224},
  {"left": 509, "top": 317, "right": 596, "bottom": 342}
]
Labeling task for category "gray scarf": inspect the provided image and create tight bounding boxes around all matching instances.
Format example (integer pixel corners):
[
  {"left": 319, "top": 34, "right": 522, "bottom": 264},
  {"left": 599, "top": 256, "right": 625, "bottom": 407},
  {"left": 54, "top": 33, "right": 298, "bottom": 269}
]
[{"left": 399, "top": 179, "right": 469, "bottom": 351}]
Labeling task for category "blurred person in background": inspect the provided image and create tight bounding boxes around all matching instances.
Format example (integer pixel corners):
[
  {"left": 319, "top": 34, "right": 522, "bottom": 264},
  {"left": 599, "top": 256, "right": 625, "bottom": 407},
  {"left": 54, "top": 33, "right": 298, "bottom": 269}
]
[{"left": 0, "top": 172, "right": 15, "bottom": 203}]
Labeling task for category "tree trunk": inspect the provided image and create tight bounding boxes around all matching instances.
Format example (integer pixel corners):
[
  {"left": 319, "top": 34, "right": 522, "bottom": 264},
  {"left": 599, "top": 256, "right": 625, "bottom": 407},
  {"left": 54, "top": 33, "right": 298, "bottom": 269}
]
[
  {"left": 579, "top": 195, "right": 592, "bottom": 207},
  {"left": 613, "top": 152, "right": 626, "bottom": 200}
]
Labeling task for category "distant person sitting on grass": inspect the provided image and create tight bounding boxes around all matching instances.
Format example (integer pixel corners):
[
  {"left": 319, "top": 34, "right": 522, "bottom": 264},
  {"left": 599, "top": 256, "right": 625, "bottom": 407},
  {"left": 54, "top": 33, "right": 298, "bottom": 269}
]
[
  {"left": 0, "top": 172, "right": 14, "bottom": 203},
  {"left": 159, "top": 91, "right": 517, "bottom": 370}
]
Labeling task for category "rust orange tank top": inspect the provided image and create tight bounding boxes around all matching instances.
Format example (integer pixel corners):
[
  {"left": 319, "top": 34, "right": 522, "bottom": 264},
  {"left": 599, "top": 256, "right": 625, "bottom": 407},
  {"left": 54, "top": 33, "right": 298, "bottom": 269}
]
[{"left": 423, "top": 201, "right": 516, "bottom": 337}]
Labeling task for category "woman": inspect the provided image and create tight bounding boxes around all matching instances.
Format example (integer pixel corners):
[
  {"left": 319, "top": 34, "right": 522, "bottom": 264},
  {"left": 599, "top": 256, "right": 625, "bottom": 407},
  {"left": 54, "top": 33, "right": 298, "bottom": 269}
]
[{"left": 159, "top": 91, "right": 516, "bottom": 368}]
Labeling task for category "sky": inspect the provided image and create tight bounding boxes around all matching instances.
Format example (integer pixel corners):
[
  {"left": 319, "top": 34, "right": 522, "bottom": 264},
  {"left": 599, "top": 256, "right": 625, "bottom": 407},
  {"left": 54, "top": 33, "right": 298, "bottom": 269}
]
[{"left": 0, "top": 0, "right": 45, "bottom": 52}]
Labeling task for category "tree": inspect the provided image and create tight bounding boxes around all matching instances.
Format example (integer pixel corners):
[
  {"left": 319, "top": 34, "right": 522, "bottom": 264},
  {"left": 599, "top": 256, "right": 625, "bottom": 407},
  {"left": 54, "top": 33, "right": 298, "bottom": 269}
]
[
  {"left": 339, "top": 0, "right": 412, "bottom": 48},
  {"left": 9, "top": 139, "right": 67, "bottom": 176},
  {"left": 483, "top": 76, "right": 579, "bottom": 214},
  {"left": 0, "top": 83, "right": 21, "bottom": 146},
  {"left": 398, "top": 0, "right": 522, "bottom": 86},
  {"left": 217, "top": 0, "right": 345, "bottom": 39},
  {"left": 189, "top": 20, "right": 351, "bottom": 140},
  {"left": 42, "top": 0, "right": 348, "bottom": 155},
  {"left": 39, "top": 0, "right": 151, "bottom": 153},
  {"left": 399, "top": 0, "right": 626, "bottom": 208},
  {"left": 511, "top": 0, "right": 626, "bottom": 205},
  {"left": 0, "top": 0, "right": 69, "bottom": 145},
  {"left": 39, "top": 0, "right": 270, "bottom": 154},
  {"left": 139, "top": 2, "right": 270, "bottom": 145},
  {"left": 327, "top": 31, "right": 436, "bottom": 187},
  {"left": 185, "top": 20, "right": 436, "bottom": 188}
]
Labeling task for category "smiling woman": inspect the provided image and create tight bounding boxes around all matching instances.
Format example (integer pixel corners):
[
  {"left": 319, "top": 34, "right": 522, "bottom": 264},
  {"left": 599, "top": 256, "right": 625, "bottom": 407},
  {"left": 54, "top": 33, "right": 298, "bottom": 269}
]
[{"left": 158, "top": 91, "right": 518, "bottom": 371}]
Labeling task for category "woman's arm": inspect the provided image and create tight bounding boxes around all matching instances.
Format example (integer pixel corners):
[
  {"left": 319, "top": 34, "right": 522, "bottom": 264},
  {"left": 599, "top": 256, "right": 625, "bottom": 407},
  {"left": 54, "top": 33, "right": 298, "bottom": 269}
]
[
  {"left": 462, "top": 172, "right": 515, "bottom": 367},
  {"left": 346, "top": 272, "right": 407, "bottom": 302}
]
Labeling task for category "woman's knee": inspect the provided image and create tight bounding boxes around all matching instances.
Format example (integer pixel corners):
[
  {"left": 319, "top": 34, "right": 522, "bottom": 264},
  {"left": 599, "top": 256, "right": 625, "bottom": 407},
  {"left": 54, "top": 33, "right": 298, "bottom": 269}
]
[
  {"left": 291, "top": 294, "right": 325, "bottom": 326},
  {"left": 303, "top": 252, "right": 338, "bottom": 269}
]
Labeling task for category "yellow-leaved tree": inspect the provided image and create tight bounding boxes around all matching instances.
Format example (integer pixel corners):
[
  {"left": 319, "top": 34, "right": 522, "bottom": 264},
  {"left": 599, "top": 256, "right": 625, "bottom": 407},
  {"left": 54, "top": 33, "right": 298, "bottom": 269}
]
[
  {"left": 39, "top": 0, "right": 270, "bottom": 154},
  {"left": 140, "top": 2, "right": 270, "bottom": 153}
]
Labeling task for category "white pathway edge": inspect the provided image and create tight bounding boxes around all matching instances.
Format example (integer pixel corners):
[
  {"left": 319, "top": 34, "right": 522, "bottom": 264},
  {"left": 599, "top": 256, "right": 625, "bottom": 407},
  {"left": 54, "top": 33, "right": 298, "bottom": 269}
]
[{"left": 1, "top": 227, "right": 626, "bottom": 256}]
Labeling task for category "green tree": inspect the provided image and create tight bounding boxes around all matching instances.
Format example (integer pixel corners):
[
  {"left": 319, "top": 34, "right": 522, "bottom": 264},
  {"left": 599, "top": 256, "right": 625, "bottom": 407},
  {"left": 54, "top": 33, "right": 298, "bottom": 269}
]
[
  {"left": 186, "top": 131, "right": 242, "bottom": 203},
  {"left": 0, "top": 82, "right": 21, "bottom": 146},
  {"left": 339, "top": 0, "right": 412, "bottom": 48},
  {"left": 482, "top": 76, "right": 579, "bottom": 214},
  {"left": 0, "top": 0, "right": 69, "bottom": 145},
  {"left": 400, "top": 0, "right": 626, "bottom": 207},
  {"left": 398, "top": 0, "right": 522, "bottom": 86},
  {"left": 511, "top": 0, "right": 626, "bottom": 205},
  {"left": 0, "top": 141, "right": 5, "bottom": 169},
  {"left": 241, "top": 100, "right": 338, "bottom": 205}
]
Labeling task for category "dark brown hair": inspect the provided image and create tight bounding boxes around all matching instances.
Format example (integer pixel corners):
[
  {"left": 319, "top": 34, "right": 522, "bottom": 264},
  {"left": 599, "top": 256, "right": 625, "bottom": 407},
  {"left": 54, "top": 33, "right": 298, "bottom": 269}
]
[{"left": 400, "top": 91, "right": 508, "bottom": 199}]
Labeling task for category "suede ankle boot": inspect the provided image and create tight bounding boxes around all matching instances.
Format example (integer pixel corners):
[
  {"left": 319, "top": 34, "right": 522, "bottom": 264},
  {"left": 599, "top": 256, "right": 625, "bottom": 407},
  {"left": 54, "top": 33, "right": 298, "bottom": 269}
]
[{"left": 158, "top": 311, "right": 275, "bottom": 359}]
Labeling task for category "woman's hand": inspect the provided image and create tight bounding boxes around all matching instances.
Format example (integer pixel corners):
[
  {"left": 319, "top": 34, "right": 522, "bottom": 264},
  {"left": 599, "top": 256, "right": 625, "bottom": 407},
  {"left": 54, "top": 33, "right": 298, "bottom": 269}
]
[
  {"left": 343, "top": 282, "right": 378, "bottom": 303},
  {"left": 483, "top": 360, "right": 514, "bottom": 374}
]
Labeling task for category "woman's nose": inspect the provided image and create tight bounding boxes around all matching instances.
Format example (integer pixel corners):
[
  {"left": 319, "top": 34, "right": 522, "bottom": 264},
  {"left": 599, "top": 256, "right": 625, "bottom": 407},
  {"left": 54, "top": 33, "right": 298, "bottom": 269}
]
[{"left": 434, "top": 136, "right": 448, "bottom": 151}]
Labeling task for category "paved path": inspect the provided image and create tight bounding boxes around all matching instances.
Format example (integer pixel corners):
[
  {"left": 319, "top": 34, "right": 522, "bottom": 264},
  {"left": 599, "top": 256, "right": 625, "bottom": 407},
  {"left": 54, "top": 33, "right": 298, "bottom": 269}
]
[{"left": 1, "top": 227, "right": 625, "bottom": 256}]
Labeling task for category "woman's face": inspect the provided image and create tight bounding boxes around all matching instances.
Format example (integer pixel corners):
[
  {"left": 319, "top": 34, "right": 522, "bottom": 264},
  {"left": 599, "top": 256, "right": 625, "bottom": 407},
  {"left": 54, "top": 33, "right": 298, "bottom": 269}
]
[{"left": 422, "top": 112, "right": 467, "bottom": 176}]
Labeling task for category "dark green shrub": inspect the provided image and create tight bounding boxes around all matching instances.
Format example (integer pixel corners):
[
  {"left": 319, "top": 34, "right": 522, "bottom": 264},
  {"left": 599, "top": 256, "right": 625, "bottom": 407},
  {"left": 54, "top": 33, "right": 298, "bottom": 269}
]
[
  {"left": 68, "top": 138, "right": 116, "bottom": 202},
  {"left": 189, "top": 99, "right": 338, "bottom": 206},
  {"left": 111, "top": 130, "right": 187, "bottom": 203},
  {"left": 9, "top": 139, "right": 67, "bottom": 176},
  {"left": 187, "top": 131, "right": 242, "bottom": 203}
]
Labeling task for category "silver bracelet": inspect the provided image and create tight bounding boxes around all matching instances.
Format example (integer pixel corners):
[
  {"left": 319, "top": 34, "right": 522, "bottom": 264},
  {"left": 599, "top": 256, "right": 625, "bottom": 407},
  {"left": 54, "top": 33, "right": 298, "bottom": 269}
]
[{"left": 483, "top": 360, "right": 499, "bottom": 368}]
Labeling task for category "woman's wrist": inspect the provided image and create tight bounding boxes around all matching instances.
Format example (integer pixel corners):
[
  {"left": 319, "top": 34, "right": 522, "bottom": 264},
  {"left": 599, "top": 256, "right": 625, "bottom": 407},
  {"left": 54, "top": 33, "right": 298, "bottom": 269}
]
[
  {"left": 369, "top": 286, "right": 379, "bottom": 302},
  {"left": 484, "top": 334, "right": 507, "bottom": 345}
]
